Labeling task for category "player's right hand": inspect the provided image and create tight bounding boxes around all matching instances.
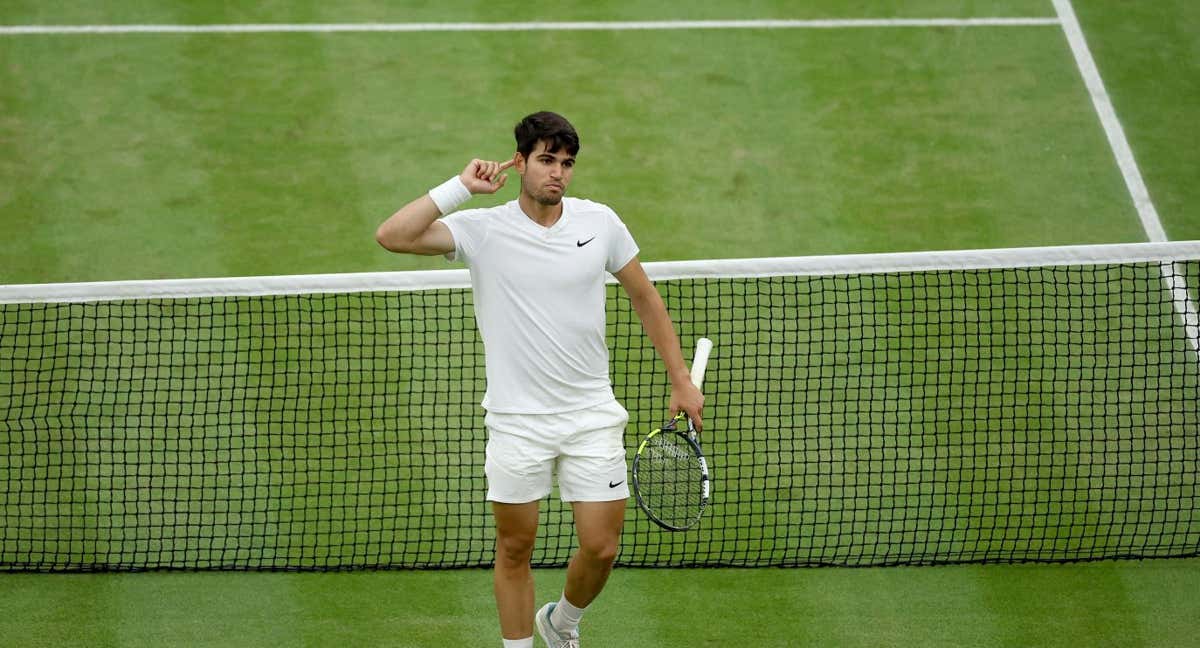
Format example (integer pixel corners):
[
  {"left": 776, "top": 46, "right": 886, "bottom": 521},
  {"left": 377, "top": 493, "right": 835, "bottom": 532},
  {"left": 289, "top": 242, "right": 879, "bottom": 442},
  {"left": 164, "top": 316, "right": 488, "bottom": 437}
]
[
  {"left": 460, "top": 157, "right": 515, "bottom": 195},
  {"left": 670, "top": 381, "right": 705, "bottom": 434}
]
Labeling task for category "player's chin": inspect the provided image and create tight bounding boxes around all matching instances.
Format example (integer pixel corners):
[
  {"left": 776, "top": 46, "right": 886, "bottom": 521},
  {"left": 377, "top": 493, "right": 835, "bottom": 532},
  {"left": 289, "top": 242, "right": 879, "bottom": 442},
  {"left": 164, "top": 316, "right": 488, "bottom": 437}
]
[{"left": 533, "top": 190, "right": 564, "bottom": 206}]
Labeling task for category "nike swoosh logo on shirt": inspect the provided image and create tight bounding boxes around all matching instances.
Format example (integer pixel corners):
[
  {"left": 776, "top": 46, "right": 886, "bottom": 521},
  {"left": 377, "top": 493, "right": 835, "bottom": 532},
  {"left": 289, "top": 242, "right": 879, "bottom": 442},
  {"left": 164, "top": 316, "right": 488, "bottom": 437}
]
[{"left": 577, "top": 237, "right": 596, "bottom": 247}]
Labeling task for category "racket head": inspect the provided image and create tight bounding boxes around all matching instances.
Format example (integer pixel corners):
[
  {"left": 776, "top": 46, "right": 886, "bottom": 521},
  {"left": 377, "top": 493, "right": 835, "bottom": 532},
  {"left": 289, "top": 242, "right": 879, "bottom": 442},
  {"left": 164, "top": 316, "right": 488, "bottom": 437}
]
[{"left": 632, "top": 414, "right": 710, "bottom": 531}]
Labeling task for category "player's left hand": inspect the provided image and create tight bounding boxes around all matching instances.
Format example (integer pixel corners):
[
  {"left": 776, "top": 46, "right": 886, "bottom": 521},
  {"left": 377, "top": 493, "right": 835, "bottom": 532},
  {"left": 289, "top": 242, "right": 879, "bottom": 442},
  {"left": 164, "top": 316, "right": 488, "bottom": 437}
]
[{"left": 670, "top": 381, "right": 705, "bottom": 433}]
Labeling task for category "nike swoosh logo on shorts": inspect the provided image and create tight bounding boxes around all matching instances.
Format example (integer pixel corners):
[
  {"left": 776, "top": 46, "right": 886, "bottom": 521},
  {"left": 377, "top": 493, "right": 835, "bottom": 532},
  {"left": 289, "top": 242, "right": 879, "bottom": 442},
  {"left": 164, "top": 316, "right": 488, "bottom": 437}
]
[{"left": 609, "top": 480, "right": 625, "bottom": 488}]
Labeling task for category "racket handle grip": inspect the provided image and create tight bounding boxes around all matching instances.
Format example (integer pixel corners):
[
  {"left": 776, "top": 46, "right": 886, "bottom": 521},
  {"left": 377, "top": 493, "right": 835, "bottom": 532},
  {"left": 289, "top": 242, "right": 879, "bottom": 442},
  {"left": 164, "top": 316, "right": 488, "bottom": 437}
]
[{"left": 690, "top": 338, "right": 714, "bottom": 389}]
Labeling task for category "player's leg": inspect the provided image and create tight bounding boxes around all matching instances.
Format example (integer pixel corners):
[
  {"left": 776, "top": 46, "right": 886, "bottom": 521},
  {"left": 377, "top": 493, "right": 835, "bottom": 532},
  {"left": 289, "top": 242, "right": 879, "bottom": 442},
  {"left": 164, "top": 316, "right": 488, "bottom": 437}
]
[
  {"left": 485, "top": 412, "right": 556, "bottom": 645},
  {"left": 536, "top": 498, "right": 625, "bottom": 643},
  {"left": 493, "top": 500, "right": 540, "bottom": 641},
  {"left": 538, "top": 400, "right": 630, "bottom": 642},
  {"left": 565, "top": 497, "right": 627, "bottom": 605}
]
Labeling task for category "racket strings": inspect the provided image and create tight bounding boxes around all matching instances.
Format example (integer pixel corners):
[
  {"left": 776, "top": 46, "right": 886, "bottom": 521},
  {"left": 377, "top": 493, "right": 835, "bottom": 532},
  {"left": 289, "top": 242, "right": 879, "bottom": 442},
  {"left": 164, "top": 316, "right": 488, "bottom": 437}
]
[{"left": 639, "top": 433, "right": 704, "bottom": 528}]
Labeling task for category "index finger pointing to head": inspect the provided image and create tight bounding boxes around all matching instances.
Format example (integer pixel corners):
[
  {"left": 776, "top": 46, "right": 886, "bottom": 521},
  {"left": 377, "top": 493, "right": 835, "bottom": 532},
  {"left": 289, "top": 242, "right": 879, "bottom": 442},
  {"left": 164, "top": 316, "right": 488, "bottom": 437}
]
[{"left": 498, "top": 157, "right": 517, "bottom": 171}]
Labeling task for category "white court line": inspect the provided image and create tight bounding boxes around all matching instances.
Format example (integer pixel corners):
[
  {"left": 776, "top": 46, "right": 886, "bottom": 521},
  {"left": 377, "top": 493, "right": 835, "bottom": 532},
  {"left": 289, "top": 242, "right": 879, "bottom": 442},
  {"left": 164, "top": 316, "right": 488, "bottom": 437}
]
[
  {"left": 0, "top": 17, "right": 1061, "bottom": 35},
  {"left": 1053, "top": 0, "right": 1165, "bottom": 242},
  {"left": 1163, "top": 264, "right": 1200, "bottom": 354},
  {"left": 1053, "top": 0, "right": 1200, "bottom": 356}
]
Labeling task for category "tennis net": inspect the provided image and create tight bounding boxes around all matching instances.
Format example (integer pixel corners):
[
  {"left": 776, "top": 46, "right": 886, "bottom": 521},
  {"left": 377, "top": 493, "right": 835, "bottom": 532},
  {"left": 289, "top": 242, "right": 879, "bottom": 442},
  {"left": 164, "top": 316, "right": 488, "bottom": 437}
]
[{"left": 2, "top": 241, "right": 1199, "bottom": 571}]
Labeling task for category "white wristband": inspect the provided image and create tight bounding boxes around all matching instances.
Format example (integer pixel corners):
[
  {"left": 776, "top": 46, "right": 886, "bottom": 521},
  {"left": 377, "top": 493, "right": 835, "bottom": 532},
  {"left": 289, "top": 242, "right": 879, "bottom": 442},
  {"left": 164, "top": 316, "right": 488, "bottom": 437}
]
[{"left": 428, "top": 176, "right": 471, "bottom": 215}]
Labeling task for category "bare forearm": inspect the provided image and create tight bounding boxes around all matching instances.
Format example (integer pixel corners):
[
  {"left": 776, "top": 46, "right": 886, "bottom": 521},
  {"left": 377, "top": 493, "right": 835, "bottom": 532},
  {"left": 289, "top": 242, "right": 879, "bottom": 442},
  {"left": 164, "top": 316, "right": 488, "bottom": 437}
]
[
  {"left": 616, "top": 258, "right": 705, "bottom": 427},
  {"left": 376, "top": 159, "right": 513, "bottom": 254},
  {"left": 629, "top": 290, "right": 691, "bottom": 388}
]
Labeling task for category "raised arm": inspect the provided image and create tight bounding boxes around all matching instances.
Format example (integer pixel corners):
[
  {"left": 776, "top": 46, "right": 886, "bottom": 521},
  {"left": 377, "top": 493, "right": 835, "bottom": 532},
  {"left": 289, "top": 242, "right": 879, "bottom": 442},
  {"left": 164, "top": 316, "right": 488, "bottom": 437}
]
[
  {"left": 375, "top": 157, "right": 515, "bottom": 255},
  {"left": 614, "top": 256, "right": 705, "bottom": 431}
]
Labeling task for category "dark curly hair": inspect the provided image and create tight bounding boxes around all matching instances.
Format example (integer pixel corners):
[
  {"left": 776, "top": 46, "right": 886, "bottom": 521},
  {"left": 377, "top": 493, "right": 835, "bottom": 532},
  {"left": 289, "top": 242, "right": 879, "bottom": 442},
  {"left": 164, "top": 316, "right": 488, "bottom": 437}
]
[{"left": 514, "top": 111, "right": 580, "bottom": 158}]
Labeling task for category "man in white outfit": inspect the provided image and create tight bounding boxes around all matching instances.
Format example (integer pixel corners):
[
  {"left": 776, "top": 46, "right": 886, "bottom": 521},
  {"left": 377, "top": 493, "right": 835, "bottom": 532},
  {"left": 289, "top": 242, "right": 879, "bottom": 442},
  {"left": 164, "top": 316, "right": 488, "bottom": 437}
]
[{"left": 376, "top": 111, "right": 703, "bottom": 648}]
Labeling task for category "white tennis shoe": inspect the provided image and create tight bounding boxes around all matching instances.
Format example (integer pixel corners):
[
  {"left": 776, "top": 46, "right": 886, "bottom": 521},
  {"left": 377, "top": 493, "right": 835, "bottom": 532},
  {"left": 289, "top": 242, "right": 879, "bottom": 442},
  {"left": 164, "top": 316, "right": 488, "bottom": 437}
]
[{"left": 535, "top": 602, "right": 580, "bottom": 648}]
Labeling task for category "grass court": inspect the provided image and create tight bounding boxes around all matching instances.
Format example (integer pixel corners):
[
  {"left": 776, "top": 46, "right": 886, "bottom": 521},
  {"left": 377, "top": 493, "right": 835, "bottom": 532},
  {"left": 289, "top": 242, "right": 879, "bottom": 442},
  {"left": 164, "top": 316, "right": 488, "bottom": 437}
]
[{"left": 2, "top": 1, "right": 1199, "bottom": 646}]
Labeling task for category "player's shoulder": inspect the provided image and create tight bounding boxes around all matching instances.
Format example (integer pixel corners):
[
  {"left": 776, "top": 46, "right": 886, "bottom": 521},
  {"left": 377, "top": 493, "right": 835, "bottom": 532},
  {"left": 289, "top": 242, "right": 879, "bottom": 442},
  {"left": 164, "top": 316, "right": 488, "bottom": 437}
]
[
  {"left": 566, "top": 197, "right": 621, "bottom": 221},
  {"left": 445, "top": 201, "right": 513, "bottom": 225},
  {"left": 462, "top": 201, "right": 514, "bottom": 217}
]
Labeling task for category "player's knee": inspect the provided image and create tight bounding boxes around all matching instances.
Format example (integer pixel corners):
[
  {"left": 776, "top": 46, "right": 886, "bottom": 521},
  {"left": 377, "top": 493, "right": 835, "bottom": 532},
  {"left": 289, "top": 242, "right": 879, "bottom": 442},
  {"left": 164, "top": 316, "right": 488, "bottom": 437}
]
[
  {"left": 578, "top": 536, "right": 620, "bottom": 565},
  {"left": 495, "top": 531, "right": 536, "bottom": 566}
]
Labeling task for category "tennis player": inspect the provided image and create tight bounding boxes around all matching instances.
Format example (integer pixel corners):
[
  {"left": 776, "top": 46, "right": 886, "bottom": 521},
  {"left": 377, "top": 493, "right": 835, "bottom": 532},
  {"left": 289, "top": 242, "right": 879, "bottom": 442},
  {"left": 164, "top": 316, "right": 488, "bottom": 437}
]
[{"left": 376, "top": 111, "right": 703, "bottom": 648}]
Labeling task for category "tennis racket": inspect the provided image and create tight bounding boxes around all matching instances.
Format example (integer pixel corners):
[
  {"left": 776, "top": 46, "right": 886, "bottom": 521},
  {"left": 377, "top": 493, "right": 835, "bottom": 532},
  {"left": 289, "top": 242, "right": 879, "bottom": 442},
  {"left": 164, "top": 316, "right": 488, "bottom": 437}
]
[{"left": 632, "top": 337, "right": 713, "bottom": 531}]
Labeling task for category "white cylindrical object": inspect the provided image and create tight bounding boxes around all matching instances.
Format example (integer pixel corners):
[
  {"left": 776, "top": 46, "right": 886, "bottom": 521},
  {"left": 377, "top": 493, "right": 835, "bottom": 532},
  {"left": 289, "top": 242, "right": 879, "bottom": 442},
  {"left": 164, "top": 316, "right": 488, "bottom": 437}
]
[{"left": 690, "top": 337, "right": 714, "bottom": 388}]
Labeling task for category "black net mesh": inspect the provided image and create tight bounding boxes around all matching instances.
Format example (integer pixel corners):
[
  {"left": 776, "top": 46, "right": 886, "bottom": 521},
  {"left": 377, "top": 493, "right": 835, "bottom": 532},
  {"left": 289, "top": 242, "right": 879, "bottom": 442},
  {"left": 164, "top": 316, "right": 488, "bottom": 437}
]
[{"left": 2, "top": 261, "right": 1199, "bottom": 570}]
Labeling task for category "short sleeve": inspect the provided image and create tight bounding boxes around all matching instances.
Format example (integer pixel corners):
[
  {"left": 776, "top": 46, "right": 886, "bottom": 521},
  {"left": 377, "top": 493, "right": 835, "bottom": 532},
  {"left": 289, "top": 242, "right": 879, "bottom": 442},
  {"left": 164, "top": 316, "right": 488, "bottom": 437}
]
[
  {"left": 605, "top": 208, "right": 640, "bottom": 273},
  {"left": 440, "top": 208, "right": 492, "bottom": 265}
]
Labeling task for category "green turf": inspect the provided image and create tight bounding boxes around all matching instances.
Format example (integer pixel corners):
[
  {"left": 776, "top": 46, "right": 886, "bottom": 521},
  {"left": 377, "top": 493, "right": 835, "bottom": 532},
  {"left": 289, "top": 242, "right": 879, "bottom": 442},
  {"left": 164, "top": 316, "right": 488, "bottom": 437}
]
[
  {"left": 1071, "top": 0, "right": 1200, "bottom": 241},
  {"left": 1, "top": 561, "right": 1198, "bottom": 647},
  {"left": 0, "top": 15, "right": 1144, "bottom": 284},
  {"left": 3, "top": 1, "right": 1200, "bottom": 646}
]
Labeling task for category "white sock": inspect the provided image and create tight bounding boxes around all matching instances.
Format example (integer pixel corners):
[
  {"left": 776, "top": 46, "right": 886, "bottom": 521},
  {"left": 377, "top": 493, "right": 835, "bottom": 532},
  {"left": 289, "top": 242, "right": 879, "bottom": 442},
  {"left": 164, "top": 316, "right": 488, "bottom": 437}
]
[
  {"left": 501, "top": 638, "right": 533, "bottom": 648},
  {"left": 550, "top": 593, "right": 587, "bottom": 634}
]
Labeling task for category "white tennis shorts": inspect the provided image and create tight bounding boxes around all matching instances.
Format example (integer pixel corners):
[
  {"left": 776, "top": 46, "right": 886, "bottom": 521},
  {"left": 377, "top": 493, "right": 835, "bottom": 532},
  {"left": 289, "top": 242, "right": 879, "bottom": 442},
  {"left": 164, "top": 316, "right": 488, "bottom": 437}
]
[{"left": 484, "top": 399, "right": 630, "bottom": 504}]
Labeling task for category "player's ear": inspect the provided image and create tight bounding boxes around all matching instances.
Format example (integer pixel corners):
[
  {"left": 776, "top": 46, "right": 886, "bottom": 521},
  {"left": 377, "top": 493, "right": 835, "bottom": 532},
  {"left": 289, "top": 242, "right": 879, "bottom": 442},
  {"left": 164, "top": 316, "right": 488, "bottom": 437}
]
[{"left": 514, "top": 152, "right": 526, "bottom": 175}]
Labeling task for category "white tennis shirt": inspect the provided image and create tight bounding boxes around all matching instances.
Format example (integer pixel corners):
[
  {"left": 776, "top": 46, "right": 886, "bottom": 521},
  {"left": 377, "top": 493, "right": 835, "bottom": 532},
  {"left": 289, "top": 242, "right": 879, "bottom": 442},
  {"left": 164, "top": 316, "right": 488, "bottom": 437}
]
[{"left": 442, "top": 197, "right": 640, "bottom": 414}]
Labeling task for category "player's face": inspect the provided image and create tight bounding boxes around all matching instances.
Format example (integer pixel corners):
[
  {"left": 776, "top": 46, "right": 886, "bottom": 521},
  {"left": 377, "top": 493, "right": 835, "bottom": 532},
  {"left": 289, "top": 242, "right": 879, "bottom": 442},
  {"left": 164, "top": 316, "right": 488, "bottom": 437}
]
[{"left": 518, "top": 140, "right": 575, "bottom": 206}]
